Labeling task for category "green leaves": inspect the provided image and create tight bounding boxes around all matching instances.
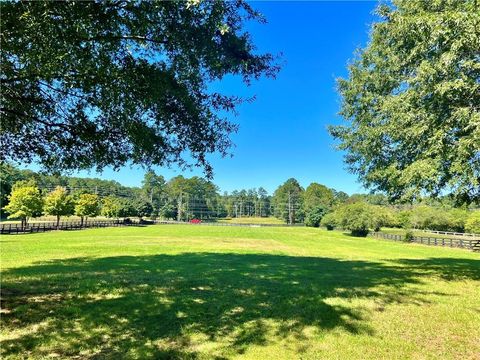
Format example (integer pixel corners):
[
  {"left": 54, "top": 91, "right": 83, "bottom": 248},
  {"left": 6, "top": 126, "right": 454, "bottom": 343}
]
[
  {"left": 44, "top": 186, "right": 75, "bottom": 218},
  {"left": 74, "top": 194, "right": 100, "bottom": 218},
  {"left": 0, "top": 1, "right": 279, "bottom": 176},
  {"left": 330, "top": 0, "right": 480, "bottom": 204},
  {"left": 3, "top": 184, "right": 44, "bottom": 220},
  {"left": 465, "top": 211, "right": 480, "bottom": 233},
  {"left": 272, "top": 178, "right": 304, "bottom": 224}
]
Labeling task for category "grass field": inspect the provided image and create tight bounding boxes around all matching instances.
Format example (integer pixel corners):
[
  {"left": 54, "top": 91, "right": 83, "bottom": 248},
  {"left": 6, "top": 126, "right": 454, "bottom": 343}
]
[
  {"left": 1, "top": 225, "right": 479, "bottom": 359},
  {"left": 216, "top": 217, "right": 285, "bottom": 224}
]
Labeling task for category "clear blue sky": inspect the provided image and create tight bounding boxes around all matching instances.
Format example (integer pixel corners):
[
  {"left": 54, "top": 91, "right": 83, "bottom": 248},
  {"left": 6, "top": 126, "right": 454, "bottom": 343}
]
[{"left": 26, "top": 1, "right": 379, "bottom": 195}]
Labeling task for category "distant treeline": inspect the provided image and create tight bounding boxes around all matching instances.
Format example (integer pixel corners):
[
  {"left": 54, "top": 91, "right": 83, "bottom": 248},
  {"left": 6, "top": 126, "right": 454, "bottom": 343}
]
[{"left": 1, "top": 163, "right": 479, "bottom": 234}]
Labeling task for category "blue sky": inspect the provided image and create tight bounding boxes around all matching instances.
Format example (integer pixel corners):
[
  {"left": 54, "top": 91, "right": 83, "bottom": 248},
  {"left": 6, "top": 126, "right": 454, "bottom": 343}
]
[{"left": 26, "top": 1, "right": 379, "bottom": 195}]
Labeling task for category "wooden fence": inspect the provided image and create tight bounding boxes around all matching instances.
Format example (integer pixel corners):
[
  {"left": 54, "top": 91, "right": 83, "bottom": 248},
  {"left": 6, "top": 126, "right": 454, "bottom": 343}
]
[
  {"left": 420, "top": 229, "right": 479, "bottom": 238},
  {"left": 371, "top": 232, "right": 480, "bottom": 251},
  {"left": 0, "top": 219, "right": 139, "bottom": 235}
]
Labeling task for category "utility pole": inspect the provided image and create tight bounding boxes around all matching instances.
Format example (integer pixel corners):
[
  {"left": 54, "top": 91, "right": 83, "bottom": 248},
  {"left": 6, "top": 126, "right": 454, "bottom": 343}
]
[
  {"left": 288, "top": 191, "right": 293, "bottom": 225},
  {"left": 177, "top": 194, "right": 182, "bottom": 222}
]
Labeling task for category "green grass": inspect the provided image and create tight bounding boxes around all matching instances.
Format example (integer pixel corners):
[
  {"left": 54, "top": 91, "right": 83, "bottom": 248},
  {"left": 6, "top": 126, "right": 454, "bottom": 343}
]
[
  {"left": 217, "top": 216, "right": 285, "bottom": 224},
  {"left": 1, "top": 225, "right": 479, "bottom": 359}
]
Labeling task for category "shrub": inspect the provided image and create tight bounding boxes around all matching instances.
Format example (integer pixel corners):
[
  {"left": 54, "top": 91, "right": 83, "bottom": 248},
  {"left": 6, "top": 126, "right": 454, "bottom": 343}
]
[
  {"left": 465, "top": 212, "right": 480, "bottom": 234},
  {"left": 404, "top": 205, "right": 468, "bottom": 232},
  {"left": 404, "top": 229, "right": 414, "bottom": 242},
  {"left": 445, "top": 208, "right": 468, "bottom": 232},
  {"left": 396, "top": 209, "right": 412, "bottom": 229},
  {"left": 320, "top": 212, "right": 337, "bottom": 230},
  {"left": 305, "top": 206, "right": 328, "bottom": 227},
  {"left": 373, "top": 205, "right": 397, "bottom": 231},
  {"left": 335, "top": 202, "right": 378, "bottom": 237}
]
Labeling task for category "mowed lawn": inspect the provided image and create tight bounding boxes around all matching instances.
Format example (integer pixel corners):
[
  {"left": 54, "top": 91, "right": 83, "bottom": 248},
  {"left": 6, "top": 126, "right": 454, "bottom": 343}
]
[
  {"left": 1, "top": 226, "right": 479, "bottom": 359},
  {"left": 217, "top": 217, "right": 285, "bottom": 225}
]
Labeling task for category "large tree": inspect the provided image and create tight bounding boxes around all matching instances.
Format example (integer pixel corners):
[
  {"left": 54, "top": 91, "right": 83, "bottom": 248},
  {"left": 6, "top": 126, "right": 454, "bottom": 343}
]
[
  {"left": 3, "top": 182, "right": 44, "bottom": 229},
  {"left": 272, "top": 178, "right": 304, "bottom": 224},
  {"left": 1, "top": 1, "right": 278, "bottom": 176},
  {"left": 304, "top": 183, "right": 334, "bottom": 212},
  {"left": 44, "top": 186, "right": 75, "bottom": 228},
  {"left": 142, "top": 170, "right": 166, "bottom": 214},
  {"left": 330, "top": 0, "right": 480, "bottom": 204},
  {"left": 74, "top": 193, "right": 100, "bottom": 226}
]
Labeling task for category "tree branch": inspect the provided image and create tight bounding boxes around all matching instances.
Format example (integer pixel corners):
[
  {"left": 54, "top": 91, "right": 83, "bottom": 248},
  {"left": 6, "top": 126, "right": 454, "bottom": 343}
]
[
  {"left": 79, "top": 35, "right": 167, "bottom": 44},
  {"left": 1, "top": 107, "right": 73, "bottom": 132}
]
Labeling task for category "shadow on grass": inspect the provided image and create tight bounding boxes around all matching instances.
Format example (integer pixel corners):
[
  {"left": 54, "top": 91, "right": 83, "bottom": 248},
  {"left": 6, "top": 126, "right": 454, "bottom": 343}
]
[
  {"left": 1, "top": 253, "right": 478, "bottom": 358},
  {"left": 395, "top": 257, "right": 480, "bottom": 281}
]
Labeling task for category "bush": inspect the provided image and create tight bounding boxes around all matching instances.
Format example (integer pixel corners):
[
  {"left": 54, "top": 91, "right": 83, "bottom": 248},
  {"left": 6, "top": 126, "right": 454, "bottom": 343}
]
[
  {"left": 403, "top": 205, "right": 468, "bottom": 232},
  {"left": 335, "top": 202, "right": 378, "bottom": 237},
  {"left": 446, "top": 208, "right": 468, "bottom": 232},
  {"left": 397, "top": 209, "right": 412, "bottom": 229},
  {"left": 465, "top": 212, "right": 480, "bottom": 234},
  {"left": 373, "top": 205, "right": 397, "bottom": 231},
  {"left": 320, "top": 212, "right": 337, "bottom": 230},
  {"left": 404, "top": 229, "right": 414, "bottom": 242},
  {"left": 305, "top": 206, "right": 327, "bottom": 227}
]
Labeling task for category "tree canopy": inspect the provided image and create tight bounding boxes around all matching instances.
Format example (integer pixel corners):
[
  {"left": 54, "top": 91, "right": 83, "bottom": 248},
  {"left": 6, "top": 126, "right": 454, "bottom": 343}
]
[
  {"left": 304, "top": 183, "right": 334, "bottom": 212},
  {"left": 330, "top": 0, "right": 480, "bottom": 204},
  {"left": 1, "top": 1, "right": 278, "bottom": 176},
  {"left": 3, "top": 183, "right": 44, "bottom": 226},
  {"left": 75, "top": 193, "right": 100, "bottom": 220},
  {"left": 272, "top": 178, "right": 304, "bottom": 224},
  {"left": 44, "top": 186, "right": 75, "bottom": 226}
]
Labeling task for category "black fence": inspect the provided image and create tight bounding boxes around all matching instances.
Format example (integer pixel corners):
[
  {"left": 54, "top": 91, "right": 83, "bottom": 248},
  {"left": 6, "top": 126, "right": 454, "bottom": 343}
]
[
  {"left": 371, "top": 232, "right": 480, "bottom": 251},
  {"left": 0, "top": 219, "right": 141, "bottom": 235}
]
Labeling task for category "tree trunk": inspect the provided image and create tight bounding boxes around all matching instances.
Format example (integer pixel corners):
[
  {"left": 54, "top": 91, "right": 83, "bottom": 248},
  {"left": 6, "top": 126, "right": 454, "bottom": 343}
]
[
  {"left": 56, "top": 215, "right": 60, "bottom": 229},
  {"left": 81, "top": 216, "right": 84, "bottom": 227}
]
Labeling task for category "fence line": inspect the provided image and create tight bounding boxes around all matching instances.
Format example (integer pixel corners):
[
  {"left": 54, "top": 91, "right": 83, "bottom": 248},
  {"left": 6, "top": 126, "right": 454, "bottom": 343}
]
[
  {"left": 420, "top": 229, "right": 480, "bottom": 238},
  {"left": 0, "top": 219, "right": 141, "bottom": 235},
  {"left": 0, "top": 219, "right": 305, "bottom": 235},
  {"left": 371, "top": 232, "right": 480, "bottom": 251}
]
